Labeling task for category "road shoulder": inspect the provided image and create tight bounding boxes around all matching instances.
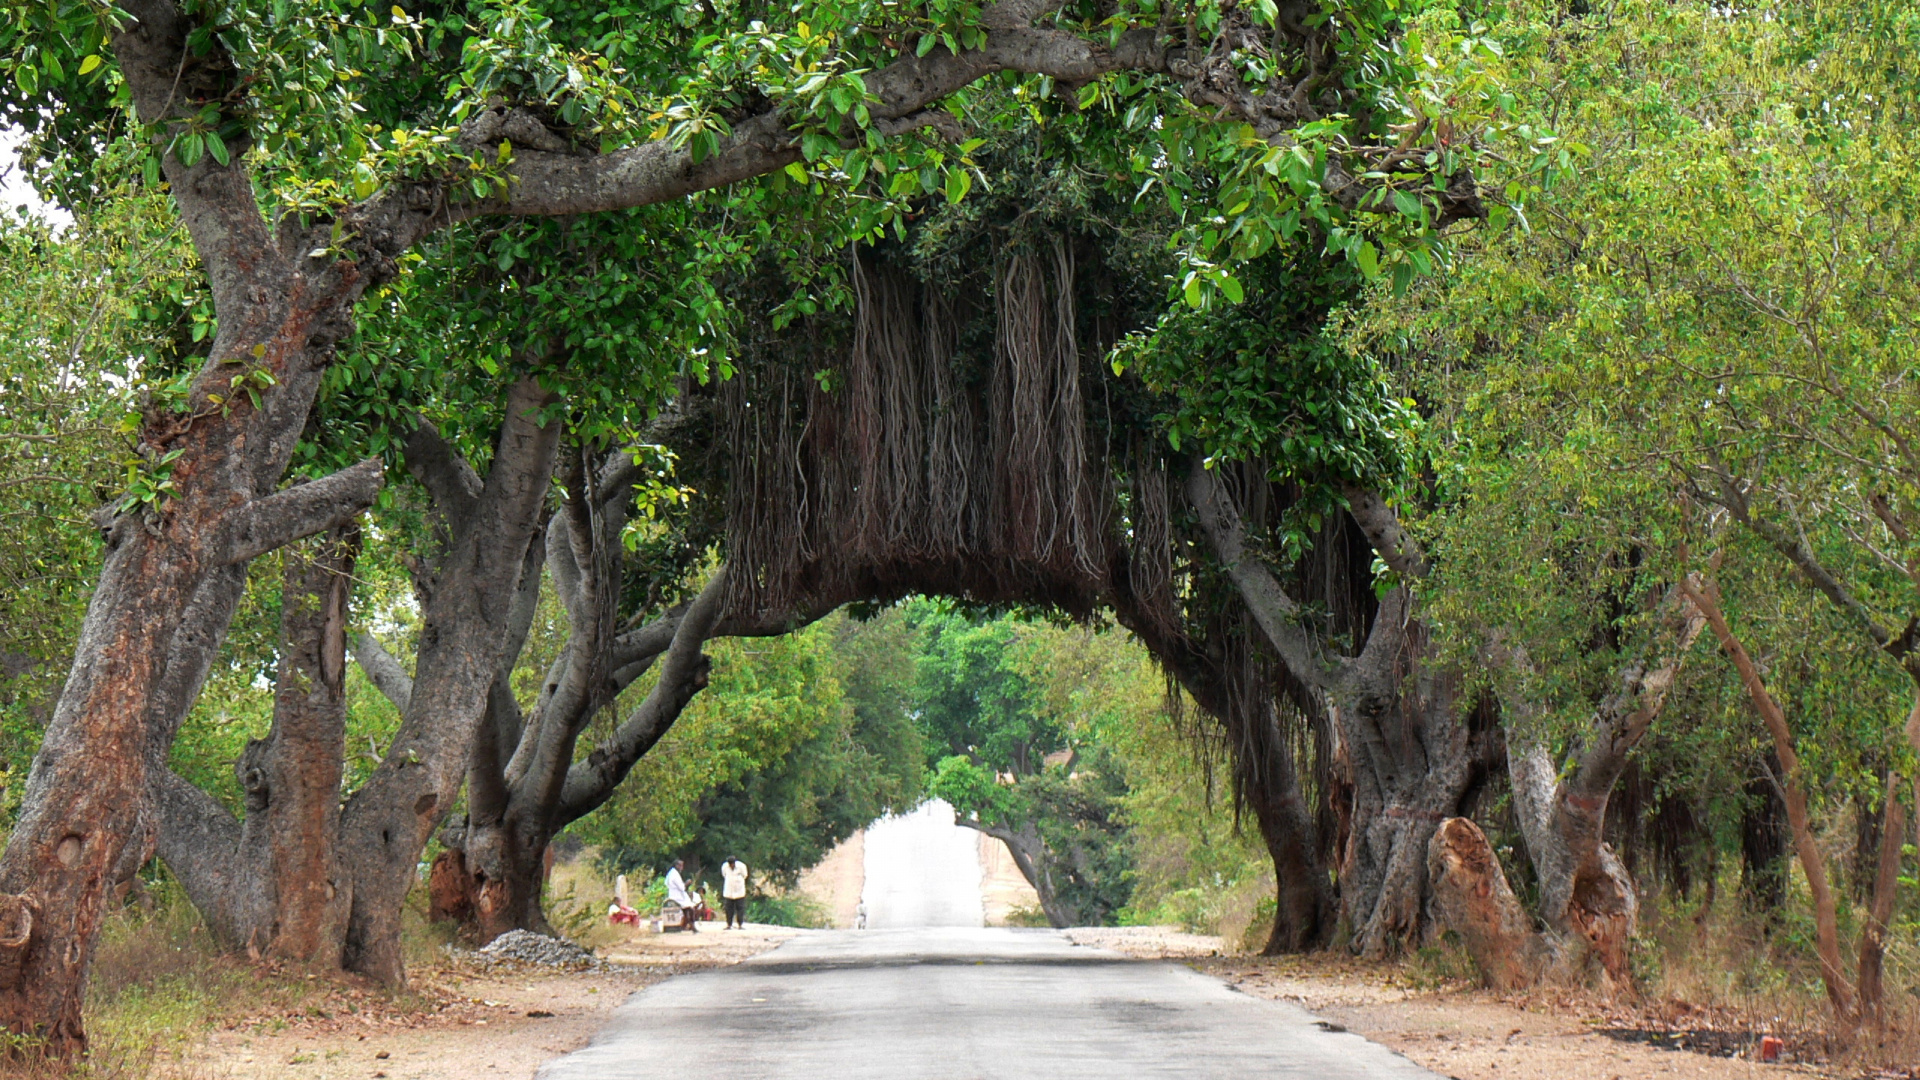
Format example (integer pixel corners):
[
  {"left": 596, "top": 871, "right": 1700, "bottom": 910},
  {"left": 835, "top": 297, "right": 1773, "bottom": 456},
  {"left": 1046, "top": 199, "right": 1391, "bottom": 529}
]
[
  {"left": 175, "top": 924, "right": 798, "bottom": 1080},
  {"left": 1064, "top": 928, "right": 1833, "bottom": 1080}
]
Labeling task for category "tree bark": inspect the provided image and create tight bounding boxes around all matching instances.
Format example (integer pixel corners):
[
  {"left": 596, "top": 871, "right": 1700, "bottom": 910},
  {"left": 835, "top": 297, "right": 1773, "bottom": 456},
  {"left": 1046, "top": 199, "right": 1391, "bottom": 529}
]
[
  {"left": 1332, "top": 623, "right": 1480, "bottom": 958},
  {"left": 1184, "top": 462, "right": 1486, "bottom": 957},
  {"left": 1427, "top": 817, "right": 1563, "bottom": 990},
  {"left": 155, "top": 528, "right": 360, "bottom": 964},
  {"left": 1502, "top": 580, "right": 1705, "bottom": 987},
  {"left": 333, "top": 381, "right": 561, "bottom": 984}
]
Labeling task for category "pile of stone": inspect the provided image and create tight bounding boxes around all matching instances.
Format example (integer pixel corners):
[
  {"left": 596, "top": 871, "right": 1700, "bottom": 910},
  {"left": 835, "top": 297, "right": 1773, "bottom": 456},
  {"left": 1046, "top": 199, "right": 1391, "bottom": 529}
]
[{"left": 460, "top": 929, "right": 609, "bottom": 971}]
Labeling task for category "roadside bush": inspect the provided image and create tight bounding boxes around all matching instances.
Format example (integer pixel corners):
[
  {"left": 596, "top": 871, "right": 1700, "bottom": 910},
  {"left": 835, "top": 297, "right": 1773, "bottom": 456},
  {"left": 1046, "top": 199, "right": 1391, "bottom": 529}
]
[{"left": 745, "top": 895, "right": 829, "bottom": 928}]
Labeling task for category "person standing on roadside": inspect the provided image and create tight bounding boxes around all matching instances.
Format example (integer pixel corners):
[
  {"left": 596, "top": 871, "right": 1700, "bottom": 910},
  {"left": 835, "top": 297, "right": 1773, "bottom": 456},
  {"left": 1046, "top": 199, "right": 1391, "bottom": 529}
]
[{"left": 720, "top": 856, "right": 749, "bottom": 929}]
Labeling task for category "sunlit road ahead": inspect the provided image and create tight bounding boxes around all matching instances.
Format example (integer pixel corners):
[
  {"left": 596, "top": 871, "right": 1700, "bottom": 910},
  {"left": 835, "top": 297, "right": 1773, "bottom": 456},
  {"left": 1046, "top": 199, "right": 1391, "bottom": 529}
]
[
  {"left": 536, "top": 928, "right": 1439, "bottom": 1080},
  {"left": 860, "top": 799, "right": 984, "bottom": 929}
]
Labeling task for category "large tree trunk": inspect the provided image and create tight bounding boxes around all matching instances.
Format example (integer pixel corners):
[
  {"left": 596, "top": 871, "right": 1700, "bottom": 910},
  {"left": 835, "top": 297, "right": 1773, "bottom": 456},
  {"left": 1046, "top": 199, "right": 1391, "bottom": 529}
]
[
  {"left": 0, "top": 362, "right": 378, "bottom": 1050},
  {"left": 334, "top": 382, "right": 560, "bottom": 984},
  {"left": 0, "top": 0, "right": 400, "bottom": 1045},
  {"left": 1184, "top": 465, "right": 1484, "bottom": 956},
  {"left": 1502, "top": 580, "right": 1705, "bottom": 987},
  {"left": 1332, "top": 628, "right": 1481, "bottom": 958},
  {"left": 155, "top": 529, "right": 360, "bottom": 963}
]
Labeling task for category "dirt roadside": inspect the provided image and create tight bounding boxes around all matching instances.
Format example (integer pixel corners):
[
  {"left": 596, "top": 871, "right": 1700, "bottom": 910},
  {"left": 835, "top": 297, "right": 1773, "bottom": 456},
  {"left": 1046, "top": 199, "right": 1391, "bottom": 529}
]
[
  {"left": 1066, "top": 928, "right": 1846, "bottom": 1080},
  {"left": 173, "top": 926, "right": 800, "bottom": 1080}
]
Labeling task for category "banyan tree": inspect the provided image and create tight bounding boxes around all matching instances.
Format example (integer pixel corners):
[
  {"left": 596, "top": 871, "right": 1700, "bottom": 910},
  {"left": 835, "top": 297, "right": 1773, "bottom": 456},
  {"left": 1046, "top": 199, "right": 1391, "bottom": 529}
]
[{"left": 693, "top": 150, "right": 1502, "bottom": 953}]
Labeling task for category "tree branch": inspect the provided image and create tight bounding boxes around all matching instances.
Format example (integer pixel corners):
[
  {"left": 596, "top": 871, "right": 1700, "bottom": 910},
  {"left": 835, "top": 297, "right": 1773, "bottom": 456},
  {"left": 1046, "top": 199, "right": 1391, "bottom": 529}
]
[
  {"left": 1342, "top": 485, "right": 1429, "bottom": 580},
  {"left": 351, "top": 633, "right": 413, "bottom": 714},
  {"left": 556, "top": 568, "right": 731, "bottom": 823},
  {"left": 1184, "top": 459, "right": 1346, "bottom": 690},
  {"left": 402, "top": 421, "right": 483, "bottom": 534},
  {"left": 1701, "top": 462, "right": 1900, "bottom": 653},
  {"left": 218, "top": 458, "right": 384, "bottom": 566}
]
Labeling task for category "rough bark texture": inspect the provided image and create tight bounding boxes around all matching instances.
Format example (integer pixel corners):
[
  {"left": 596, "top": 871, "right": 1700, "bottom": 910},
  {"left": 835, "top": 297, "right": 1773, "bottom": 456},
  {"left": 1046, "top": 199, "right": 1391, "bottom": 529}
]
[
  {"left": 1427, "top": 817, "right": 1563, "bottom": 991},
  {"left": 155, "top": 528, "right": 360, "bottom": 964},
  {"left": 1186, "top": 463, "right": 1486, "bottom": 956}
]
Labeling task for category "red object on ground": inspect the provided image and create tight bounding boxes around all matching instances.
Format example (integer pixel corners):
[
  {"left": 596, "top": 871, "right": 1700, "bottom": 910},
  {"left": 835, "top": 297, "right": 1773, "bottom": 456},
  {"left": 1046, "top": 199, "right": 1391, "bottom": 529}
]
[
  {"left": 609, "top": 905, "right": 640, "bottom": 926},
  {"left": 1758, "top": 1035, "right": 1784, "bottom": 1063}
]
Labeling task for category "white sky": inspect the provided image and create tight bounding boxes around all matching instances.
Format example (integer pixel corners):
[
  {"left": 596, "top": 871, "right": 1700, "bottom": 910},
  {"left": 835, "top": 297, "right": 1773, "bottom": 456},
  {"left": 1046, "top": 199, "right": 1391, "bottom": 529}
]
[{"left": 0, "top": 126, "right": 73, "bottom": 230}]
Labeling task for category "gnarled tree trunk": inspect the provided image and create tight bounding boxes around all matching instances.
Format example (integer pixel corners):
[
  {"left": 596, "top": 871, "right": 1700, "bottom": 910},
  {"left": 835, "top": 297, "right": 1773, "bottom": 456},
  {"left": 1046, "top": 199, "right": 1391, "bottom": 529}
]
[
  {"left": 1500, "top": 579, "right": 1706, "bottom": 988},
  {"left": 1185, "top": 465, "right": 1484, "bottom": 956},
  {"left": 1427, "top": 817, "right": 1563, "bottom": 990},
  {"left": 155, "top": 528, "right": 361, "bottom": 964},
  {"left": 335, "top": 382, "right": 561, "bottom": 984}
]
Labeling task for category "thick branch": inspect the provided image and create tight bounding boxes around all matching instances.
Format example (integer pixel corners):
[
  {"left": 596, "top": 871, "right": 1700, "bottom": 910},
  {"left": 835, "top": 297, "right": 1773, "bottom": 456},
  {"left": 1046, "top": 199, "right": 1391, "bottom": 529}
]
[
  {"left": 351, "top": 633, "right": 413, "bottom": 714},
  {"left": 219, "top": 459, "right": 384, "bottom": 566},
  {"left": 113, "top": 0, "right": 279, "bottom": 319},
  {"left": 1185, "top": 460, "right": 1345, "bottom": 690},
  {"left": 151, "top": 769, "right": 250, "bottom": 946},
  {"left": 556, "top": 568, "right": 730, "bottom": 823},
  {"left": 437, "top": 26, "right": 1170, "bottom": 222},
  {"left": 403, "top": 421, "right": 484, "bottom": 534},
  {"left": 1562, "top": 579, "right": 1707, "bottom": 805},
  {"left": 1342, "top": 486, "right": 1429, "bottom": 580}
]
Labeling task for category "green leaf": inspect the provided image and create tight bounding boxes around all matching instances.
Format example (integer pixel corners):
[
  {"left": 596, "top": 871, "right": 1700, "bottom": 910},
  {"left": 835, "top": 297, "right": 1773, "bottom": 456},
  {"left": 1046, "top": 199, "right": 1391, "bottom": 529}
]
[
  {"left": 207, "top": 136, "right": 230, "bottom": 167},
  {"left": 78, "top": 55, "right": 103, "bottom": 76},
  {"left": 944, "top": 167, "right": 972, "bottom": 205},
  {"left": 1219, "top": 274, "right": 1245, "bottom": 304},
  {"left": 1356, "top": 242, "right": 1380, "bottom": 280}
]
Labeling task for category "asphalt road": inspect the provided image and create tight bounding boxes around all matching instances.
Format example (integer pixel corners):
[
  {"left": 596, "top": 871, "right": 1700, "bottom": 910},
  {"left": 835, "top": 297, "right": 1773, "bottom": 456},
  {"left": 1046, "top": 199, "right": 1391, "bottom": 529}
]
[
  {"left": 860, "top": 799, "right": 984, "bottom": 929},
  {"left": 537, "top": 928, "right": 1438, "bottom": 1080}
]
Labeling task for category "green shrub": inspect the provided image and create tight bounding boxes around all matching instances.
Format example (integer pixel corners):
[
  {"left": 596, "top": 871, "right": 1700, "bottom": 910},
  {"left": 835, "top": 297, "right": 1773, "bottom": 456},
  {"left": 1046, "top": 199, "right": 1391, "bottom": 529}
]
[{"left": 745, "top": 895, "right": 829, "bottom": 928}]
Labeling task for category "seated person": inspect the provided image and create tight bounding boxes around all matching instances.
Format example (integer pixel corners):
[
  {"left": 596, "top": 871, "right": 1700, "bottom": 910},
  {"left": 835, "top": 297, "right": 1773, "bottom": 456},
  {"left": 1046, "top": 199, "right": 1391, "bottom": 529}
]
[{"left": 665, "top": 858, "right": 700, "bottom": 932}]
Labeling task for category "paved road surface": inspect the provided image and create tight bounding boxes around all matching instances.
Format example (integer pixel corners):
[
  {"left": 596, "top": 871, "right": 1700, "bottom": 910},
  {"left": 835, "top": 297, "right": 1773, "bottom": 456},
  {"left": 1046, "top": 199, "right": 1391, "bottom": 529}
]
[
  {"left": 860, "top": 799, "right": 984, "bottom": 929},
  {"left": 538, "top": 928, "right": 1437, "bottom": 1080}
]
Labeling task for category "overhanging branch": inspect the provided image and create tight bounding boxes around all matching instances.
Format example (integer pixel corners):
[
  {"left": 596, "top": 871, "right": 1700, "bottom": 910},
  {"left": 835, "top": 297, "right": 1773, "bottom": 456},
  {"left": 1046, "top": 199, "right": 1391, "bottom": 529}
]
[{"left": 219, "top": 459, "right": 384, "bottom": 566}]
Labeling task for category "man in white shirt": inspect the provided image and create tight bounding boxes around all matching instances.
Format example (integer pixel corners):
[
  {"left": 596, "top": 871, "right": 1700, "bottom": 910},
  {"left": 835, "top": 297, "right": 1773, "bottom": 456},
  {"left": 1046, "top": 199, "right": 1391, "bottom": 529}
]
[
  {"left": 720, "top": 856, "right": 749, "bottom": 929},
  {"left": 665, "top": 858, "right": 700, "bottom": 932}
]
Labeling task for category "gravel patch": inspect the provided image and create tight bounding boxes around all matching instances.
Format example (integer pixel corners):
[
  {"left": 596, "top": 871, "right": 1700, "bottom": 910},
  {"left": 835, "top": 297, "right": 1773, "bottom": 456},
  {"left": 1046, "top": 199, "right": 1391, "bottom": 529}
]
[{"left": 453, "top": 929, "right": 611, "bottom": 971}]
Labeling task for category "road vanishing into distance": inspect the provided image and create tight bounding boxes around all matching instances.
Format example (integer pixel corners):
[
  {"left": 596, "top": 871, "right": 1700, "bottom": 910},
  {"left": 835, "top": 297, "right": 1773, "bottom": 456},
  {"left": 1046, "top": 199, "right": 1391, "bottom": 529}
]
[
  {"left": 539, "top": 801, "right": 1435, "bottom": 1079},
  {"left": 860, "top": 798, "right": 985, "bottom": 929}
]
